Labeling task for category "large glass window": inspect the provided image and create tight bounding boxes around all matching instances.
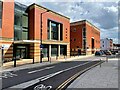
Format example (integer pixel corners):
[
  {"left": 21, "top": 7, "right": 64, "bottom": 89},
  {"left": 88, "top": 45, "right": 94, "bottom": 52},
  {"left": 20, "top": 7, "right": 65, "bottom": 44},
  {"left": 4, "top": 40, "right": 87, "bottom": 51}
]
[
  {"left": 60, "top": 45, "right": 67, "bottom": 55},
  {"left": 47, "top": 20, "right": 63, "bottom": 40},
  {"left": 51, "top": 22, "right": 58, "bottom": 40},
  {"left": 0, "top": 1, "right": 2, "bottom": 28},
  {"left": 22, "top": 14, "right": 28, "bottom": 28},
  {"left": 14, "top": 30, "right": 22, "bottom": 40},
  {"left": 22, "top": 30, "right": 28, "bottom": 40},
  {"left": 42, "top": 44, "right": 48, "bottom": 57},
  {"left": 14, "top": 2, "right": 28, "bottom": 40},
  {"left": 51, "top": 45, "right": 58, "bottom": 56},
  {"left": 14, "top": 12, "right": 22, "bottom": 27}
]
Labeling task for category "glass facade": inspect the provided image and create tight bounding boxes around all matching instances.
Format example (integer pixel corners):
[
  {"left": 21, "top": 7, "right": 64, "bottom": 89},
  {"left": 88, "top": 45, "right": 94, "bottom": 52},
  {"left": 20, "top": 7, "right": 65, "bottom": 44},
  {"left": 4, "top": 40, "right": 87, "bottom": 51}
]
[
  {"left": 60, "top": 45, "right": 67, "bottom": 55},
  {"left": 41, "top": 44, "right": 67, "bottom": 57},
  {"left": 0, "top": 1, "right": 2, "bottom": 28},
  {"left": 42, "top": 45, "right": 48, "bottom": 57},
  {"left": 14, "top": 2, "right": 28, "bottom": 41},
  {"left": 51, "top": 45, "right": 58, "bottom": 56},
  {"left": 14, "top": 45, "right": 29, "bottom": 59}
]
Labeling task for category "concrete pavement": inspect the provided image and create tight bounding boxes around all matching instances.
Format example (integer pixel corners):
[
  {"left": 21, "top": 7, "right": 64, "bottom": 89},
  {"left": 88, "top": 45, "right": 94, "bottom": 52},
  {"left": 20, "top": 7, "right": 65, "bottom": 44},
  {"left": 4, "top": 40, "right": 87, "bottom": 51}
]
[{"left": 67, "top": 58, "right": 118, "bottom": 88}]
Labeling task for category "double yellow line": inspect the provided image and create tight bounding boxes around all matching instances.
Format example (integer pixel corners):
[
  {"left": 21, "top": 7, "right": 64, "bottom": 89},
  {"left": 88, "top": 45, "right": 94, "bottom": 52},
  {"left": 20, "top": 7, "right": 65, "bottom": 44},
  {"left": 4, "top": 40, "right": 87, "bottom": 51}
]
[{"left": 56, "top": 61, "right": 104, "bottom": 90}]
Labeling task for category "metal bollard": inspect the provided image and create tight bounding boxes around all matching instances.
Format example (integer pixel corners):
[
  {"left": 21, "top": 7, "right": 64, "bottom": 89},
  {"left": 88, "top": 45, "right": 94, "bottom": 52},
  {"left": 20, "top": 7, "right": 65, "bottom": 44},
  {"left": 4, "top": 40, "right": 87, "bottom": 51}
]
[
  {"left": 100, "top": 59, "right": 102, "bottom": 67},
  {"left": 50, "top": 57, "right": 51, "bottom": 63},
  {"left": 13, "top": 57, "right": 16, "bottom": 67},
  {"left": 33, "top": 58, "right": 34, "bottom": 64},
  {"left": 56, "top": 55, "right": 58, "bottom": 60},
  {"left": 106, "top": 56, "right": 108, "bottom": 62}
]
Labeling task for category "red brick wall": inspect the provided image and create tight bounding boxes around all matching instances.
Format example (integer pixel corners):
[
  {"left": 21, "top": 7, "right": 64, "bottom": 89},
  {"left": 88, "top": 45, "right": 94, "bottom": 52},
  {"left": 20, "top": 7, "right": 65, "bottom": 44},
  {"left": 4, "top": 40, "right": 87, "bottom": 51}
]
[
  {"left": 2, "top": 1, "right": 14, "bottom": 39},
  {"left": 70, "top": 24, "right": 85, "bottom": 50},
  {"left": 28, "top": 8, "right": 35, "bottom": 40},
  {"left": 86, "top": 23, "right": 100, "bottom": 50}
]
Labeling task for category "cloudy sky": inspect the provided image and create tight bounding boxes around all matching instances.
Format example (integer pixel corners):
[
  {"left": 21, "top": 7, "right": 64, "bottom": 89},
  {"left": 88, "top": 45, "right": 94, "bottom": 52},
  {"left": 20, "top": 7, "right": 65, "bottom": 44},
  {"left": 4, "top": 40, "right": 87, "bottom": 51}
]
[{"left": 15, "top": 0, "right": 119, "bottom": 44}]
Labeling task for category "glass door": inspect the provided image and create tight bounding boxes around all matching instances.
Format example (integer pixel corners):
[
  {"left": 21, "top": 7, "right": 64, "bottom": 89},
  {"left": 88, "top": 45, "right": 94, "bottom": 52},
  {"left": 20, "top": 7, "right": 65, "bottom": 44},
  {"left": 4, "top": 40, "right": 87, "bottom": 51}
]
[
  {"left": 15, "top": 45, "right": 28, "bottom": 59},
  {"left": 21, "top": 48, "right": 26, "bottom": 59}
]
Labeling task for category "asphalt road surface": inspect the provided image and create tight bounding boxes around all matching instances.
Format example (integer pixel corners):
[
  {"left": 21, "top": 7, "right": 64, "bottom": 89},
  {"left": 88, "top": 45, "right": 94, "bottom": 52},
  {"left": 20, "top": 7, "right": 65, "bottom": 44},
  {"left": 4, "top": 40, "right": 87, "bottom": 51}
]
[{"left": 2, "top": 57, "right": 104, "bottom": 90}]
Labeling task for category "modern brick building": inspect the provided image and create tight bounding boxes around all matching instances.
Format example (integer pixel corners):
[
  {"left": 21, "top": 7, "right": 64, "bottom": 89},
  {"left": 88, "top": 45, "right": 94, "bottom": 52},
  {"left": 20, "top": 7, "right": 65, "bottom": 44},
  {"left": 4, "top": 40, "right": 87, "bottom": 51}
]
[
  {"left": 0, "top": 1, "right": 70, "bottom": 64},
  {"left": 70, "top": 20, "right": 100, "bottom": 55}
]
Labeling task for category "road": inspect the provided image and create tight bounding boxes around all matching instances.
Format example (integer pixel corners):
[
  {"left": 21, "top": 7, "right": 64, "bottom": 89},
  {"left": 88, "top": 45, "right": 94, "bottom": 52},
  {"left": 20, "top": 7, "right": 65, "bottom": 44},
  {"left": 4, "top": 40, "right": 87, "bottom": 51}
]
[{"left": 1, "top": 56, "right": 105, "bottom": 90}]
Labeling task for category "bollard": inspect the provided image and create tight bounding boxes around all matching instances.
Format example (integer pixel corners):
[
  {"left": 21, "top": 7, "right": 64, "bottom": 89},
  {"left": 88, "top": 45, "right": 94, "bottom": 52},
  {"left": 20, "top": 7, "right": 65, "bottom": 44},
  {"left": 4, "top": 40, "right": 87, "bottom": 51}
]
[
  {"left": 33, "top": 58, "right": 34, "bottom": 64},
  {"left": 1, "top": 47, "right": 4, "bottom": 66},
  {"left": 50, "top": 57, "right": 51, "bottom": 63},
  {"left": 56, "top": 55, "right": 58, "bottom": 60},
  {"left": 100, "top": 59, "right": 101, "bottom": 67},
  {"left": 106, "top": 56, "right": 108, "bottom": 62},
  {"left": 13, "top": 57, "right": 16, "bottom": 67}
]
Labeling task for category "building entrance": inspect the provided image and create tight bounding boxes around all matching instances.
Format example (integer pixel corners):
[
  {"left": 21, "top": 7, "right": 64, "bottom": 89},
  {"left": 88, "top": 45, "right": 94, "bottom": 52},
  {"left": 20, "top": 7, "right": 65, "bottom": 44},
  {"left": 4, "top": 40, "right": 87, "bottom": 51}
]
[{"left": 14, "top": 45, "right": 29, "bottom": 59}]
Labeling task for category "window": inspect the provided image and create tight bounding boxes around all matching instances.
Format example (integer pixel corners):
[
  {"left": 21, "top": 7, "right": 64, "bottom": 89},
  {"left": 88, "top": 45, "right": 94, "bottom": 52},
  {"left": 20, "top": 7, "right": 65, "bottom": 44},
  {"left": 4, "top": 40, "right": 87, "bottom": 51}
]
[
  {"left": 74, "top": 28, "right": 76, "bottom": 32},
  {"left": 0, "top": 1, "right": 2, "bottom": 28},
  {"left": 51, "top": 22, "right": 58, "bottom": 40},
  {"left": 60, "top": 45, "right": 67, "bottom": 55},
  {"left": 103, "top": 41, "right": 104, "bottom": 43},
  {"left": 60, "top": 24, "right": 63, "bottom": 40},
  {"left": 74, "top": 38, "right": 76, "bottom": 41},
  {"left": 83, "top": 27, "right": 86, "bottom": 38},
  {"left": 103, "top": 45, "right": 104, "bottom": 47},
  {"left": 77, "top": 46, "right": 79, "bottom": 48},
  {"left": 47, "top": 20, "right": 63, "bottom": 40},
  {"left": 83, "top": 39, "right": 86, "bottom": 49},
  {"left": 14, "top": 3, "right": 28, "bottom": 40},
  {"left": 51, "top": 45, "right": 58, "bottom": 56},
  {"left": 22, "top": 14, "right": 28, "bottom": 28}
]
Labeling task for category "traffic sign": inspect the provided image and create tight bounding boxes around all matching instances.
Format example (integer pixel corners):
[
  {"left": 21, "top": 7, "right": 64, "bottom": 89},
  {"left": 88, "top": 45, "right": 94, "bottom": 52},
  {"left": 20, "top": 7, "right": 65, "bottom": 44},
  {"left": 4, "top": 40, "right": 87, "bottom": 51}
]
[{"left": 40, "top": 45, "right": 44, "bottom": 48}]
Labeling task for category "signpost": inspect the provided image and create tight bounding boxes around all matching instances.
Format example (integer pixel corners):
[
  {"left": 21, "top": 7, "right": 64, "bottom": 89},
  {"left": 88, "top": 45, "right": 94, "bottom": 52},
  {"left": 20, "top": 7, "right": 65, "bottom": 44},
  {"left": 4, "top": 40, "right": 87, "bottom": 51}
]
[{"left": 0, "top": 46, "right": 4, "bottom": 66}]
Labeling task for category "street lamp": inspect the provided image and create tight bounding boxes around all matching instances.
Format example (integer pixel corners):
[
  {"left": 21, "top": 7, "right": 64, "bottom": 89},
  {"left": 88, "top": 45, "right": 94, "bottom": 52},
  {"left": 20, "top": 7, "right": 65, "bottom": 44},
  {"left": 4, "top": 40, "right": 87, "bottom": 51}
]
[{"left": 40, "top": 10, "right": 50, "bottom": 63}]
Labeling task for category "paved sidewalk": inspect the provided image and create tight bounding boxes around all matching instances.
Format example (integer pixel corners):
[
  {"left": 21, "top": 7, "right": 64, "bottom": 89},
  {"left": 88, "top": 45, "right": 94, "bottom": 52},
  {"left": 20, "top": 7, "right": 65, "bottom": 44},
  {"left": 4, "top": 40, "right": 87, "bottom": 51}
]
[
  {"left": 1, "top": 55, "right": 96, "bottom": 72},
  {"left": 67, "top": 58, "right": 118, "bottom": 88}
]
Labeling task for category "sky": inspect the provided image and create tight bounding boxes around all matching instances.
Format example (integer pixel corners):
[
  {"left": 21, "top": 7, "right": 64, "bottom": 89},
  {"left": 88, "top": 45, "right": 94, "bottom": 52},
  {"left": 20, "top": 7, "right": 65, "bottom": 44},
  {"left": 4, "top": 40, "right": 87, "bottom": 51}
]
[{"left": 15, "top": 0, "right": 119, "bottom": 44}]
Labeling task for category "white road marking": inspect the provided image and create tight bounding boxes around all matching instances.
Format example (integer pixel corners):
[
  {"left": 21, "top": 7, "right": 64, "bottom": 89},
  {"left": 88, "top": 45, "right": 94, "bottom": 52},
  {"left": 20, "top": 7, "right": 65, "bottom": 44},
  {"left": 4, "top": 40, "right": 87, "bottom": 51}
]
[
  {"left": 28, "top": 66, "right": 55, "bottom": 74},
  {"left": 0, "top": 72, "right": 17, "bottom": 79},
  {"left": 9, "top": 61, "right": 91, "bottom": 89},
  {"left": 10, "top": 79, "right": 40, "bottom": 89},
  {"left": 40, "top": 61, "right": 91, "bottom": 81}
]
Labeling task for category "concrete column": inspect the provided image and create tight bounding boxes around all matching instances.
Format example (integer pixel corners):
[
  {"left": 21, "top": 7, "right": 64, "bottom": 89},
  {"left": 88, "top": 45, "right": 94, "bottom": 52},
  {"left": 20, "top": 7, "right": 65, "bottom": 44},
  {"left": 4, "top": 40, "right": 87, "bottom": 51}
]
[
  {"left": 49, "top": 21, "right": 51, "bottom": 40},
  {"left": 58, "top": 24, "right": 60, "bottom": 41},
  {"left": 58, "top": 45, "right": 60, "bottom": 57},
  {"left": 49, "top": 44, "right": 51, "bottom": 57}
]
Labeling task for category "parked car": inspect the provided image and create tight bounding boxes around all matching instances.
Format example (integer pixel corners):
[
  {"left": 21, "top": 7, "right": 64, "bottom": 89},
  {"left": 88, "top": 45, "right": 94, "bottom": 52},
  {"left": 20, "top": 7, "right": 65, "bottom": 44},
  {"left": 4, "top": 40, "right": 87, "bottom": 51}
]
[
  {"left": 103, "top": 50, "right": 112, "bottom": 55},
  {"left": 95, "top": 51, "right": 103, "bottom": 56},
  {"left": 100, "top": 50, "right": 105, "bottom": 55},
  {"left": 110, "top": 51, "right": 116, "bottom": 55}
]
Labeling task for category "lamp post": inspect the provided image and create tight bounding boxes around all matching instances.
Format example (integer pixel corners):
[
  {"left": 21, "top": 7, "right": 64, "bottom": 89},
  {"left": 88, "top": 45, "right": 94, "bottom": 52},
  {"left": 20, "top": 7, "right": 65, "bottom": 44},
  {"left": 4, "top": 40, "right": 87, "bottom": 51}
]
[{"left": 40, "top": 10, "right": 50, "bottom": 63}]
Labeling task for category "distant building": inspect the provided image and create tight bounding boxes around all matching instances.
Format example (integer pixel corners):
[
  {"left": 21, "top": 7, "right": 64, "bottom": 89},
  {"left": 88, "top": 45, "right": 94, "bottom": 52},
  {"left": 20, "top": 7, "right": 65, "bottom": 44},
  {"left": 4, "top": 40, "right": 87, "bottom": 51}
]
[
  {"left": 70, "top": 20, "right": 100, "bottom": 55},
  {"left": 100, "top": 38, "right": 113, "bottom": 51}
]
